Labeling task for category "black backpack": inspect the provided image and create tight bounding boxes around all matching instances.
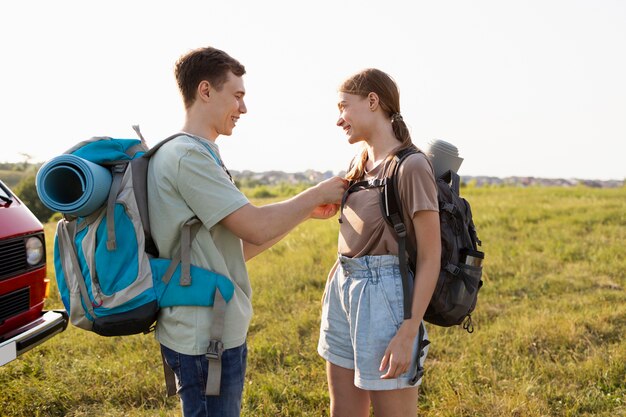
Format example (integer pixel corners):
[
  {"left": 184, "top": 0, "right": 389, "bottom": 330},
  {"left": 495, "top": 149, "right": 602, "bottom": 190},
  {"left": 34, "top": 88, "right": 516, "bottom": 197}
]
[{"left": 382, "top": 147, "right": 484, "bottom": 330}]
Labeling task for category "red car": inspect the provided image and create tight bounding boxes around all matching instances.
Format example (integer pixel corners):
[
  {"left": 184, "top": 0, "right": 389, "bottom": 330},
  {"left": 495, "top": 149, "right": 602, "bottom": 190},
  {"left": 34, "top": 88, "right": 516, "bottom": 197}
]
[{"left": 0, "top": 179, "right": 68, "bottom": 366}]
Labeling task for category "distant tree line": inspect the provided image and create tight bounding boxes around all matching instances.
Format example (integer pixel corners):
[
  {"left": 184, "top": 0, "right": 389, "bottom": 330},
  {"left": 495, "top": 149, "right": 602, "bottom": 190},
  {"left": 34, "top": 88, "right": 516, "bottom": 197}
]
[
  {"left": 3, "top": 160, "right": 623, "bottom": 225},
  {"left": 12, "top": 173, "right": 55, "bottom": 222},
  {"left": 0, "top": 161, "right": 43, "bottom": 186}
]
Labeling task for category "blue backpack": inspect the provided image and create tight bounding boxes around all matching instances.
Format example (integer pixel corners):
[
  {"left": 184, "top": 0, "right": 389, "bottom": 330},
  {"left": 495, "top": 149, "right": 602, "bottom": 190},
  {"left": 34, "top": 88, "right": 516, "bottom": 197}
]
[
  {"left": 38, "top": 128, "right": 235, "bottom": 395},
  {"left": 37, "top": 127, "right": 235, "bottom": 337}
]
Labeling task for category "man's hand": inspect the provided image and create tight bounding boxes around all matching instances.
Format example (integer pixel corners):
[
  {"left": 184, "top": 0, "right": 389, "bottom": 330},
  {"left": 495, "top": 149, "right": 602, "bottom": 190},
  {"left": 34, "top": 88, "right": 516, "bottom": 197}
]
[
  {"left": 310, "top": 203, "right": 340, "bottom": 219},
  {"left": 314, "top": 176, "right": 348, "bottom": 205}
]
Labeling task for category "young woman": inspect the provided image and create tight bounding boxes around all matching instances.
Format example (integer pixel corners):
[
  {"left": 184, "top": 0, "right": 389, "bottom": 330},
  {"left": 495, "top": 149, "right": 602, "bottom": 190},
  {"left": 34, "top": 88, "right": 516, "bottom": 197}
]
[{"left": 318, "top": 68, "right": 441, "bottom": 417}]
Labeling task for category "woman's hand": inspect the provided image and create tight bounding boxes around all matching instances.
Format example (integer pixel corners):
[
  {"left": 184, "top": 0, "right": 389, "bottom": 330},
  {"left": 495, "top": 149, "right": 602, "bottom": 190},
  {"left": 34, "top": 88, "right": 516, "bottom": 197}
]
[{"left": 379, "top": 319, "right": 420, "bottom": 379}]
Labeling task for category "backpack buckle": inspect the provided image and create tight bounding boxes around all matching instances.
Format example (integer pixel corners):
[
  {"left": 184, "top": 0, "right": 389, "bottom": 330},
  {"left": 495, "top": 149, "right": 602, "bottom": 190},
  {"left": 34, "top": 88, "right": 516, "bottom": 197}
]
[
  {"left": 390, "top": 213, "right": 407, "bottom": 237},
  {"left": 206, "top": 340, "right": 224, "bottom": 360},
  {"left": 393, "top": 222, "right": 407, "bottom": 238},
  {"left": 112, "top": 164, "right": 126, "bottom": 174},
  {"left": 445, "top": 263, "right": 461, "bottom": 276}
]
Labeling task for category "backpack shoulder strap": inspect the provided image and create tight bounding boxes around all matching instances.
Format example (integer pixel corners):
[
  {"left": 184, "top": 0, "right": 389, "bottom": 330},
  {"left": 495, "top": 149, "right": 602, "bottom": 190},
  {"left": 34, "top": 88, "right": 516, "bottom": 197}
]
[
  {"left": 381, "top": 147, "right": 420, "bottom": 320},
  {"left": 383, "top": 147, "right": 434, "bottom": 382},
  {"left": 382, "top": 148, "right": 417, "bottom": 233},
  {"left": 131, "top": 130, "right": 188, "bottom": 257},
  {"left": 382, "top": 147, "right": 420, "bottom": 250},
  {"left": 337, "top": 178, "right": 386, "bottom": 224}
]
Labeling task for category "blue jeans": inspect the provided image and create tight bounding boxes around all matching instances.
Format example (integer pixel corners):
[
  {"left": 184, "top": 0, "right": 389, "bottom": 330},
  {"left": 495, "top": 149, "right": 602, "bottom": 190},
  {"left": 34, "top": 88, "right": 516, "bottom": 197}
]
[{"left": 161, "top": 343, "right": 247, "bottom": 417}]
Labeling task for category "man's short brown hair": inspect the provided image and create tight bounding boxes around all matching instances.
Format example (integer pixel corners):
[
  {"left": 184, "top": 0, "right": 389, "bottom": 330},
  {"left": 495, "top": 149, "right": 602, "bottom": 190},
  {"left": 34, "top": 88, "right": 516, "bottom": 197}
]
[{"left": 175, "top": 47, "right": 246, "bottom": 109}]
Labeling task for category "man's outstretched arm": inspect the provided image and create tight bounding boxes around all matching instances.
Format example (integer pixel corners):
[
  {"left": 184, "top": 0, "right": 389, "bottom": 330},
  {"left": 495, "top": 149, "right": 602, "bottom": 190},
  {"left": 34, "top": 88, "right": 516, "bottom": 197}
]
[{"left": 221, "top": 177, "right": 346, "bottom": 259}]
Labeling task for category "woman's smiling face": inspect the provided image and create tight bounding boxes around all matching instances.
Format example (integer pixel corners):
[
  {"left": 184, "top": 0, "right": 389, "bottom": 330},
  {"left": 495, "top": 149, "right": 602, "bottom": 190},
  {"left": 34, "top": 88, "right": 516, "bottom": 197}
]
[{"left": 336, "top": 92, "right": 372, "bottom": 145}]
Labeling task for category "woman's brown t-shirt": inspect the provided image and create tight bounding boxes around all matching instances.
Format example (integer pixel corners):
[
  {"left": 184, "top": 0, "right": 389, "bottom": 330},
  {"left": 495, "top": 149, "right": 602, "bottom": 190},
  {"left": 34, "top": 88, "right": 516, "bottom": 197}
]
[{"left": 338, "top": 152, "right": 439, "bottom": 258}]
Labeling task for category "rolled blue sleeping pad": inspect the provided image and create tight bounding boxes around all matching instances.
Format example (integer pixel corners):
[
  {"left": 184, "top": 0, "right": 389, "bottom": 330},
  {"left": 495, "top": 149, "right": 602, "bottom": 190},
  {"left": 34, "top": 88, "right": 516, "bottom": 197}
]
[{"left": 36, "top": 154, "right": 113, "bottom": 216}]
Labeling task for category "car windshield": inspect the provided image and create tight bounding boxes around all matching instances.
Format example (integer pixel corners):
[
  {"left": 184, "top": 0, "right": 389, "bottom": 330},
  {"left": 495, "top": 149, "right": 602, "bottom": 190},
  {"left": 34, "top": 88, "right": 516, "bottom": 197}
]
[{"left": 0, "top": 183, "right": 14, "bottom": 204}]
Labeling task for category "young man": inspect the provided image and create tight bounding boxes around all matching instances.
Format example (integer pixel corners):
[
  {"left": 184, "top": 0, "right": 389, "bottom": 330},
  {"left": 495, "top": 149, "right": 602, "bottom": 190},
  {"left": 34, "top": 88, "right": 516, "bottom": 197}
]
[{"left": 147, "top": 47, "right": 346, "bottom": 417}]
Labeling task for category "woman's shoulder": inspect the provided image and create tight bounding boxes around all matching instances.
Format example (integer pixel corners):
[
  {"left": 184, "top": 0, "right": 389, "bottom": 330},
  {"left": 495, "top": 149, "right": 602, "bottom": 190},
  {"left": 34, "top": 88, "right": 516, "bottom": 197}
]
[
  {"left": 395, "top": 149, "right": 439, "bottom": 204},
  {"left": 397, "top": 150, "right": 434, "bottom": 177}
]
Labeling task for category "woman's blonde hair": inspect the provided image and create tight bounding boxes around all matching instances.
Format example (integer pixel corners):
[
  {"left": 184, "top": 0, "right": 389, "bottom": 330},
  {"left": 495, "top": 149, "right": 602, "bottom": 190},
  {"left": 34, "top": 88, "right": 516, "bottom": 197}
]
[{"left": 340, "top": 68, "right": 416, "bottom": 181}]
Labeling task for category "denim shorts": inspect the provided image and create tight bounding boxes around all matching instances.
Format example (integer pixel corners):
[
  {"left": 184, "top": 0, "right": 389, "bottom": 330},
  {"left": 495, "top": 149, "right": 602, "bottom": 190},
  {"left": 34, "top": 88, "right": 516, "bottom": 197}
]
[
  {"left": 161, "top": 342, "right": 247, "bottom": 417},
  {"left": 318, "top": 254, "right": 429, "bottom": 390}
]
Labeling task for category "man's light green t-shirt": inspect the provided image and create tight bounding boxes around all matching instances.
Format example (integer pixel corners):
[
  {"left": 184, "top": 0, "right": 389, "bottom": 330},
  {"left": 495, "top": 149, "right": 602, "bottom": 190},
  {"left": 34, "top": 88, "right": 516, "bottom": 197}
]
[{"left": 147, "top": 134, "right": 251, "bottom": 355}]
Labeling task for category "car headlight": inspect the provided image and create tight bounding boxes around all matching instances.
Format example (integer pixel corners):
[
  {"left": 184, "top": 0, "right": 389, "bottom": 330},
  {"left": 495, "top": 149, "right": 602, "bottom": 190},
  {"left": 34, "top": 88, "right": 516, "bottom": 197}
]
[{"left": 26, "top": 236, "right": 44, "bottom": 266}]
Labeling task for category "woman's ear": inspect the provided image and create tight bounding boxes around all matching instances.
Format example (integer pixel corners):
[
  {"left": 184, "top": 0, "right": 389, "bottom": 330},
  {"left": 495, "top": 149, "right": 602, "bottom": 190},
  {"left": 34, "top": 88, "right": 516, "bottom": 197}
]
[{"left": 368, "top": 92, "right": 379, "bottom": 111}]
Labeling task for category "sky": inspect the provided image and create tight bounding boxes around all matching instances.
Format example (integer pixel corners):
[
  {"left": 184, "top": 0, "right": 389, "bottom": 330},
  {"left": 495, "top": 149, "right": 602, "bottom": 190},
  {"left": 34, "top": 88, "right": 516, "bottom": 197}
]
[{"left": 1, "top": 0, "right": 625, "bottom": 180}]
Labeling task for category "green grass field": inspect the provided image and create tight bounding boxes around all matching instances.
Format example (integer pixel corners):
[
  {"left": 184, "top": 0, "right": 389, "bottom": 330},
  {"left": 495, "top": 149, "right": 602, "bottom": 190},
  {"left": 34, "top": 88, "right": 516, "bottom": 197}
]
[{"left": 1, "top": 186, "right": 624, "bottom": 416}]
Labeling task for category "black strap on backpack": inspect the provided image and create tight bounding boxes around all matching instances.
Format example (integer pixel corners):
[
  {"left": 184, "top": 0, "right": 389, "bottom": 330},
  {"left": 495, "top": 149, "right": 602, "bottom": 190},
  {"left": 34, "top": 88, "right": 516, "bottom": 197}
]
[
  {"left": 131, "top": 128, "right": 190, "bottom": 257},
  {"left": 381, "top": 148, "right": 421, "bottom": 318},
  {"left": 338, "top": 178, "right": 386, "bottom": 224},
  {"left": 381, "top": 148, "right": 432, "bottom": 386}
]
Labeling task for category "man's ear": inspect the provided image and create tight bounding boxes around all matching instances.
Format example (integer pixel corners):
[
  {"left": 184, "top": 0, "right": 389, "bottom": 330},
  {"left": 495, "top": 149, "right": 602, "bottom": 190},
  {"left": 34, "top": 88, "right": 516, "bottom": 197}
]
[
  {"left": 198, "top": 80, "right": 212, "bottom": 102},
  {"left": 368, "top": 92, "right": 379, "bottom": 111}
]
